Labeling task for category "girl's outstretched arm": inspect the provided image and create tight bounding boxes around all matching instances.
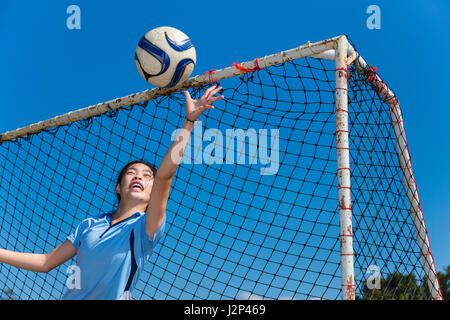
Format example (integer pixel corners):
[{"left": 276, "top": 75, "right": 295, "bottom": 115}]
[
  {"left": 145, "top": 86, "right": 224, "bottom": 239},
  {"left": 0, "top": 240, "right": 77, "bottom": 273}
]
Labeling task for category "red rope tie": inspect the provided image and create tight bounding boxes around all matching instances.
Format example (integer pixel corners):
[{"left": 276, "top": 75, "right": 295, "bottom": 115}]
[
  {"left": 368, "top": 66, "right": 377, "bottom": 82},
  {"left": 335, "top": 66, "right": 349, "bottom": 78},
  {"left": 202, "top": 69, "right": 217, "bottom": 92},
  {"left": 385, "top": 93, "right": 398, "bottom": 105},
  {"left": 233, "top": 58, "right": 262, "bottom": 73},
  {"left": 378, "top": 82, "right": 388, "bottom": 95},
  {"left": 421, "top": 251, "right": 432, "bottom": 257}
]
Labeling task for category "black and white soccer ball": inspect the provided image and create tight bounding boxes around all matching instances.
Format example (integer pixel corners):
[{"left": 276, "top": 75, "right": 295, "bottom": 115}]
[{"left": 135, "top": 26, "right": 196, "bottom": 88}]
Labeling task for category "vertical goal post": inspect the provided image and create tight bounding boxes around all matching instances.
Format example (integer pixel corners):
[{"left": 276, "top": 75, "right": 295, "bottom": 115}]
[
  {"left": 0, "top": 35, "right": 443, "bottom": 300},
  {"left": 334, "top": 36, "right": 355, "bottom": 300},
  {"left": 349, "top": 44, "right": 443, "bottom": 300}
]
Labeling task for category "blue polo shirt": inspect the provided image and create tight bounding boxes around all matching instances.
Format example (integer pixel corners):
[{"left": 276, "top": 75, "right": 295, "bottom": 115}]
[{"left": 62, "top": 211, "right": 165, "bottom": 300}]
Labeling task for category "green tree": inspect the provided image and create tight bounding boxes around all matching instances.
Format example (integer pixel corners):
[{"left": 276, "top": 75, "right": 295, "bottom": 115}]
[
  {"left": 437, "top": 265, "right": 450, "bottom": 300},
  {"left": 1, "top": 288, "right": 17, "bottom": 300},
  {"left": 359, "top": 266, "right": 450, "bottom": 300},
  {"left": 359, "top": 272, "right": 427, "bottom": 300},
  {"left": 421, "top": 265, "right": 450, "bottom": 300}
]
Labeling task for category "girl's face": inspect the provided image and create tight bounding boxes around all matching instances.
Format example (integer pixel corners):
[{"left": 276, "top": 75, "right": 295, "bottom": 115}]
[{"left": 115, "top": 163, "right": 154, "bottom": 205}]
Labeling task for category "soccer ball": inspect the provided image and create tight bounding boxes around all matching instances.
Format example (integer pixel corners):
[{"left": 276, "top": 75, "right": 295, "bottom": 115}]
[{"left": 135, "top": 26, "right": 196, "bottom": 88}]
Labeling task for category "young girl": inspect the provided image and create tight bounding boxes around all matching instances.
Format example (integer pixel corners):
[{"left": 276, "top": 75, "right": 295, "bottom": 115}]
[{"left": 0, "top": 86, "right": 224, "bottom": 299}]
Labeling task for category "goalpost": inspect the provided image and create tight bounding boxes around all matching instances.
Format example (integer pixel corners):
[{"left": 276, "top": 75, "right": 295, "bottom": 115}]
[{"left": 0, "top": 35, "right": 443, "bottom": 300}]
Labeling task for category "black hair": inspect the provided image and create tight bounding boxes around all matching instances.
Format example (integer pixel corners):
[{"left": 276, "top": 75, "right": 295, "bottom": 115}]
[{"left": 115, "top": 159, "right": 157, "bottom": 203}]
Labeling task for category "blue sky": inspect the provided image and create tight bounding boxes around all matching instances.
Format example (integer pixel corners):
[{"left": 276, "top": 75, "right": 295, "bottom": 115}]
[{"left": 0, "top": 0, "right": 449, "bottom": 299}]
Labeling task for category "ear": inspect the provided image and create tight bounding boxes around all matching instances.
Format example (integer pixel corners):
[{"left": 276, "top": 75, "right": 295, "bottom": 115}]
[{"left": 115, "top": 183, "right": 121, "bottom": 195}]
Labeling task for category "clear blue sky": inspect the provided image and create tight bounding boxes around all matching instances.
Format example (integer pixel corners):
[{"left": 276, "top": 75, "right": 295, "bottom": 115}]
[{"left": 0, "top": 0, "right": 449, "bottom": 298}]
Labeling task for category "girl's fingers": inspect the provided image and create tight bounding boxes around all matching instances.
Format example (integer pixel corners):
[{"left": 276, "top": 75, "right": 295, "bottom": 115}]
[
  {"left": 204, "top": 85, "right": 223, "bottom": 99},
  {"left": 209, "top": 95, "right": 224, "bottom": 103},
  {"left": 192, "top": 86, "right": 223, "bottom": 113},
  {"left": 210, "top": 86, "right": 223, "bottom": 98},
  {"left": 203, "top": 85, "right": 217, "bottom": 98},
  {"left": 214, "top": 86, "right": 223, "bottom": 93}
]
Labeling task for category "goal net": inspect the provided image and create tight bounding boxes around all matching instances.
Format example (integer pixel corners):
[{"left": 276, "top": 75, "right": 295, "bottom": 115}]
[{"left": 0, "top": 36, "right": 442, "bottom": 300}]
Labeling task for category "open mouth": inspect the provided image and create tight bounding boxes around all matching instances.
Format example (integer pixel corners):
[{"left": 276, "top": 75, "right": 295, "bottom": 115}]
[{"left": 130, "top": 182, "right": 144, "bottom": 191}]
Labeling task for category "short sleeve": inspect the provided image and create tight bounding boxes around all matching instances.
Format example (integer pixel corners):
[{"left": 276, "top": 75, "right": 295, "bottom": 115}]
[
  {"left": 67, "top": 218, "right": 93, "bottom": 249},
  {"left": 134, "top": 213, "right": 166, "bottom": 262}
]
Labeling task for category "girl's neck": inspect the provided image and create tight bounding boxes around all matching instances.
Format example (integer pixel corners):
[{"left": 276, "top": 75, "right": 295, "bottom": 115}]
[{"left": 113, "top": 201, "right": 146, "bottom": 222}]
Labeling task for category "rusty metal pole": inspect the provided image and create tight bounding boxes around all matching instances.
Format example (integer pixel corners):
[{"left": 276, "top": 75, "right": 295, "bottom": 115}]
[
  {"left": 334, "top": 36, "right": 355, "bottom": 300},
  {"left": 348, "top": 49, "right": 444, "bottom": 300},
  {"left": 389, "top": 104, "right": 443, "bottom": 300}
]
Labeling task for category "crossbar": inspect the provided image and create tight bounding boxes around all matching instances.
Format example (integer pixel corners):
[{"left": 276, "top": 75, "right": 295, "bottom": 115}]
[{"left": 0, "top": 36, "right": 340, "bottom": 142}]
